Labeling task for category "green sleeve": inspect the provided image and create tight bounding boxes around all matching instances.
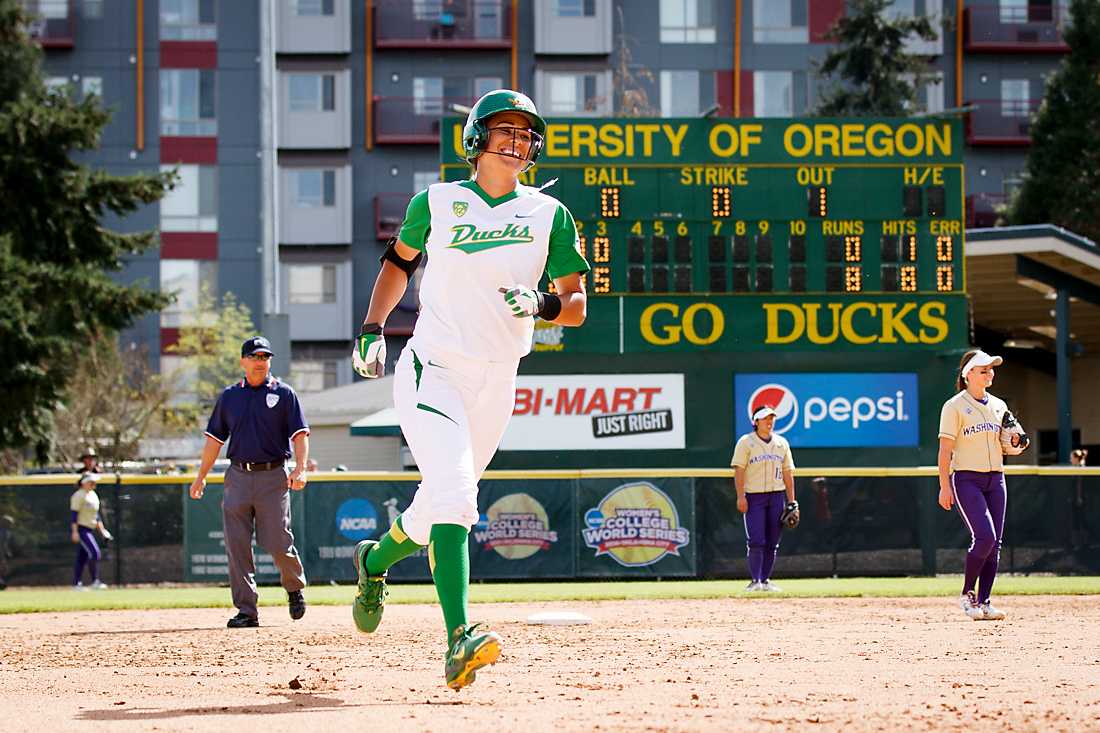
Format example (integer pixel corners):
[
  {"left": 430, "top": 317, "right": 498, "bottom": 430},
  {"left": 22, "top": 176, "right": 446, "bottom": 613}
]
[
  {"left": 397, "top": 190, "right": 431, "bottom": 252},
  {"left": 546, "top": 204, "right": 590, "bottom": 280}
]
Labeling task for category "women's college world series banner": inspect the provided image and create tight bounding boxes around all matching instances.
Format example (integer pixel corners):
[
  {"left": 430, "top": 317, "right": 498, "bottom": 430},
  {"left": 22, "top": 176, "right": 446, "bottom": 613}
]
[{"left": 501, "top": 374, "right": 686, "bottom": 450}]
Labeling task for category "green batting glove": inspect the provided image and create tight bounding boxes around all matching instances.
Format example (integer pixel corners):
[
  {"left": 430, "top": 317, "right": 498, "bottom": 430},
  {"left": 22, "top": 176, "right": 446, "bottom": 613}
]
[
  {"left": 353, "top": 323, "right": 386, "bottom": 379},
  {"left": 498, "top": 285, "right": 541, "bottom": 318}
]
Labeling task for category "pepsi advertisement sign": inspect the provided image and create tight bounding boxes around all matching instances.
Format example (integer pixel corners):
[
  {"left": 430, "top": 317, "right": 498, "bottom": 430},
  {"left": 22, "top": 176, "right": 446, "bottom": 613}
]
[{"left": 734, "top": 373, "right": 919, "bottom": 447}]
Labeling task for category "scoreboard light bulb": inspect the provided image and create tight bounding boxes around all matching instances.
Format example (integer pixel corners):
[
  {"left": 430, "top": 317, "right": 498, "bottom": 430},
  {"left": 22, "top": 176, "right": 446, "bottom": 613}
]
[
  {"left": 845, "top": 266, "right": 862, "bottom": 292},
  {"left": 937, "top": 265, "right": 954, "bottom": 292},
  {"left": 905, "top": 235, "right": 918, "bottom": 262},
  {"left": 808, "top": 186, "right": 827, "bottom": 218},
  {"left": 592, "top": 266, "right": 611, "bottom": 294},
  {"left": 600, "top": 187, "right": 621, "bottom": 219},
  {"left": 711, "top": 186, "right": 731, "bottom": 217},
  {"left": 592, "top": 236, "right": 611, "bottom": 263},
  {"left": 936, "top": 235, "right": 953, "bottom": 262},
  {"left": 900, "top": 265, "right": 917, "bottom": 292},
  {"left": 844, "top": 236, "right": 862, "bottom": 262}
]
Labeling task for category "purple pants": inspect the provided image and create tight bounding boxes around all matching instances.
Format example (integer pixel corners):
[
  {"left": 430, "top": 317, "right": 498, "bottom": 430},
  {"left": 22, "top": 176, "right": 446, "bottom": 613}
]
[
  {"left": 744, "top": 491, "right": 786, "bottom": 582},
  {"left": 74, "top": 526, "right": 101, "bottom": 585},
  {"left": 952, "top": 470, "right": 1006, "bottom": 603}
]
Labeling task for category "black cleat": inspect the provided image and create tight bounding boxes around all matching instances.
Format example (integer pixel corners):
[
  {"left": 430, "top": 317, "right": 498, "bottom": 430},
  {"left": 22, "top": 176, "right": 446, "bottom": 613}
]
[
  {"left": 288, "top": 590, "right": 306, "bottom": 620},
  {"left": 227, "top": 612, "right": 259, "bottom": 628}
]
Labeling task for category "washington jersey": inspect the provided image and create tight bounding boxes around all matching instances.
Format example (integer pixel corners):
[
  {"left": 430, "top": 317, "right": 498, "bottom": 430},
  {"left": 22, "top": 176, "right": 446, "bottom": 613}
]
[
  {"left": 398, "top": 180, "right": 589, "bottom": 362},
  {"left": 730, "top": 432, "right": 795, "bottom": 494},
  {"left": 938, "top": 390, "right": 1011, "bottom": 472},
  {"left": 70, "top": 487, "right": 100, "bottom": 529}
]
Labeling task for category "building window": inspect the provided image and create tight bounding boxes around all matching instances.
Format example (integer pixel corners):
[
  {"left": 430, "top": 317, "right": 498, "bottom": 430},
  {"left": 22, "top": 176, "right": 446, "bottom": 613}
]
[
  {"left": 660, "top": 70, "right": 716, "bottom": 117},
  {"left": 474, "top": 77, "right": 502, "bottom": 98},
  {"left": 160, "top": 0, "right": 217, "bottom": 41},
  {"left": 288, "top": 74, "right": 336, "bottom": 112},
  {"left": 83, "top": 1, "right": 105, "bottom": 19},
  {"left": 413, "top": 77, "right": 443, "bottom": 115},
  {"left": 753, "top": 0, "right": 808, "bottom": 43},
  {"left": 413, "top": 77, "right": 473, "bottom": 115},
  {"left": 291, "top": 169, "right": 336, "bottom": 208},
  {"left": 289, "top": 359, "right": 338, "bottom": 393},
  {"left": 999, "top": 0, "right": 1028, "bottom": 23},
  {"left": 1001, "top": 79, "right": 1030, "bottom": 117},
  {"left": 160, "top": 260, "right": 218, "bottom": 328},
  {"left": 412, "top": 0, "right": 443, "bottom": 21},
  {"left": 660, "top": 0, "right": 716, "bottom": 43},
  {"left": 754, "top": 71, "right": 793, "bottom": 117},
  {"left": 160, "top": 165, "right": 218, "bottom": 232},
  {"left": 45, "top": 75, "right": 102, "bottom": 101},
  {"left": 24, "top": 0, "right": 69, "bottom": 20},
  {"left": 413, "top": 170, "right": 440, "bottom": 194},
  {"left": 883, "top": 0, "right": 917, "bottom": 20},
  {"left": 555, "top": 0, "right": 596, "bottom": 17},
  {"left": 293, "top": 0, "right": 334, "bottom": 16},
  {"left": 160, "top": 69, "right": 216, "bottom": 135},
  {"left": 546, "top": 72, "right": 599, "bottom": 114},
  {"left": 82, "top": 76, "right": 103, "bottom": 98},
  {"left": 287, "top": 264, "right": 337, "bottom": 304}
]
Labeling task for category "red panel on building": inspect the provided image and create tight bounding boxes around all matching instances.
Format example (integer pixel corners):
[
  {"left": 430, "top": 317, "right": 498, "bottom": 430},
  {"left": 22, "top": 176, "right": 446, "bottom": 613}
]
[
  {"left": 161, "top": 232, "right": 218, "bottom": 260},
  {"left": 716, "top": 71, "right": 734, "bottom": 116},
  {"left": 809, "top": 0, "right": 845, "bottom": 43},
  {"left": 160, "top": 327, "right": 181, "bottom": 353},
  {"left": 160, "top": 137, "right": 217, "bottom": 164},
  {"left": 739, "top": 70, "right": 754, "bottom": 118},
  {"left": 159, "top": 41, "right": 217, "bottom": 68}
]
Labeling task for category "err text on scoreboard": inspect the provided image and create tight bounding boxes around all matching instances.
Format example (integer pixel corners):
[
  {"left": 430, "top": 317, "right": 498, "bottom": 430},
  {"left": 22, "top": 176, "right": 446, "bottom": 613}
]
[{"left": 441, "top": 118, "right": 964, "bottom": 296}]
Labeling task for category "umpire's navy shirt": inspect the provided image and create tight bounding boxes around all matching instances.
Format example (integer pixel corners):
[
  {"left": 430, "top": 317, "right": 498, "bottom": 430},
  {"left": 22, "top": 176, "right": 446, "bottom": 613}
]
[{"left": 204, "top": 376, "right": 309, "bottom": 462}]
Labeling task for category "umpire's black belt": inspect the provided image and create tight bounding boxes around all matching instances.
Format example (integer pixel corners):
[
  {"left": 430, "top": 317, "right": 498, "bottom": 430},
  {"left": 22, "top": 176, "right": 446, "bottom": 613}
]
[{"left": 232, "top": 459, "right": 285, "bottom": 472}]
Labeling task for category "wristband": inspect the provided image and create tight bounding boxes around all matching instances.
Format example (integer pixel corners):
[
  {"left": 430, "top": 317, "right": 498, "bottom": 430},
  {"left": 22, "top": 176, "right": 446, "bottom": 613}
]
[
  {"left": 537, "top": 292, "right": 562, "bottom": 321},
  {"left": 360, "top": 322, "right": 383, "bottom": 336}
]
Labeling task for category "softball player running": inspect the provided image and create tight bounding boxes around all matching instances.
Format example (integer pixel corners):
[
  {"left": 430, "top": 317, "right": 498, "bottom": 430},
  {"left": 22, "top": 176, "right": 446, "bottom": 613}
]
[
  {"left": 350, "top": 89, "right": 589, "bottom": 690},
  {"left": 937, "top": 349, "right": 1029, "bottom": 621},
  {"left": 731, "top": 406, "right": 797, "bottom": 592}
]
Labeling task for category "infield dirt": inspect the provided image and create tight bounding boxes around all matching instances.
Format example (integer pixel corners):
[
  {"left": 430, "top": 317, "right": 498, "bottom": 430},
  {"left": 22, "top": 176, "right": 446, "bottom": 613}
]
[{"left": 1, "top": 596, "right": 1098, "bottom": 732}]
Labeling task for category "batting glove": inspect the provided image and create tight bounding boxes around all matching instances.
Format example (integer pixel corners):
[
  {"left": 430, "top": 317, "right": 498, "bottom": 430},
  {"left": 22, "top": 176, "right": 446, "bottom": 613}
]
[
  {"left": 498, "top": 285, "right": 542, "bottom": 318},
  {"left": 353, "top": 323, "right": 386, "bottom": 379}
]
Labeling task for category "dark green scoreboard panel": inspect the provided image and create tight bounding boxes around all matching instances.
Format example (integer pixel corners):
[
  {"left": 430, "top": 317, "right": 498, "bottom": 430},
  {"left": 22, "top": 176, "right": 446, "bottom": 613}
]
[{"left": 442, "top": 118, "right": 965, "bottom": 297}]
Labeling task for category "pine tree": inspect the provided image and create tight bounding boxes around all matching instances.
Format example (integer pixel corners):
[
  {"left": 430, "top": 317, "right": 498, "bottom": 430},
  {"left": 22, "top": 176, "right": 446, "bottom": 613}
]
[
  {"left": 1008, "top": 0, "right": 1100, "bottom": 242},
  {"left": 0, "top": 0, "right": 174, "bottom": 456},
  {"left": 813, "top": 0, "right": 940, "bottom": 116}
]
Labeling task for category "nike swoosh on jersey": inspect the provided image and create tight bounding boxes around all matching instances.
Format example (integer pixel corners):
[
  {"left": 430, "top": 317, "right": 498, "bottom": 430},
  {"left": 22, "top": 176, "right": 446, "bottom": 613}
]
[{"left": 448, "top": 239, "right": 532, "bottom": 254}]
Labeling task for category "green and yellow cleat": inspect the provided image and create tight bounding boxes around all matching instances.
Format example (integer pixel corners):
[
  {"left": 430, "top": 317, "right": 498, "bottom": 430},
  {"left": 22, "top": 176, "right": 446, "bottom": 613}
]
[
  {"left": 351, "top": 539, "right": 388, "bottom": 633},
  {"left": 445, "top": 623, "right": 502, "bottom": 691}
]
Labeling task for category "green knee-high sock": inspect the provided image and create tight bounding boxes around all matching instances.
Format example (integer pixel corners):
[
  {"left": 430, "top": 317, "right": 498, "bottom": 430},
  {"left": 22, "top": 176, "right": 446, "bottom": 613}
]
[
  {"left": 366, "top": 516, "right": 423, "bottom": 576},
  {"left": 429, "top": 523, "right": 469, "bottom": 644}
]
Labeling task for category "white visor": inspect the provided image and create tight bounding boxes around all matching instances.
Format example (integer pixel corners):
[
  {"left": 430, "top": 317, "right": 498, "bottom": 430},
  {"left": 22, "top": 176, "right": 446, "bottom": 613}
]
[
  {"left": 79, "top": 473, "right": 102, "bottom": 485},
  {"left": 752, "top": 406, "right": 778, "bottom": 423},
  {"left": 961, "top": 351, "right": 1003, "bottom": 380}
]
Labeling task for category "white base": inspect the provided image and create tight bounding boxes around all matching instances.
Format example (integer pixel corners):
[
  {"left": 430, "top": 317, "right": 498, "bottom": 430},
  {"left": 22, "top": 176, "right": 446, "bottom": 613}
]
[{"left": 526, "top": 610, "right": 593, "bottom": 626}]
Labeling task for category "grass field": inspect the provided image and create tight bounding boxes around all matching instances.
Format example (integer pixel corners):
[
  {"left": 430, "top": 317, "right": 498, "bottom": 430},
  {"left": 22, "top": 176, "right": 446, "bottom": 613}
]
[{"left": 2, "top": 575, "right": 1098, "bottom": 614}]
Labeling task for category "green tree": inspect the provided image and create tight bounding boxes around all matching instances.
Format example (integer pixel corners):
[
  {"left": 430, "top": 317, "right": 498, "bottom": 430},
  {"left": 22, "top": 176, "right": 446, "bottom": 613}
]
[
  {"left": 0, "top": 0, "right": 174, "bottom": 456},
  {"left": 53, "top": 330, "right": 172, "bottom": 466},
  {"left": 1008, "top": 0, "right": 1100, "bottom": 241},
  {"left": 163, "top": 286, "right": 256, "bottom": 431},
  {"left": 813, "top": 0, "right": 940, "bottom": 116}
]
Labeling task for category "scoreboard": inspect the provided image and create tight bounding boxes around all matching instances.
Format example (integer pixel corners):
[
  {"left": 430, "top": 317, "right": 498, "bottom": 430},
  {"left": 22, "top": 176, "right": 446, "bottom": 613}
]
[{"left": 441, "top": 118, "right": 964, "bottom": 297}]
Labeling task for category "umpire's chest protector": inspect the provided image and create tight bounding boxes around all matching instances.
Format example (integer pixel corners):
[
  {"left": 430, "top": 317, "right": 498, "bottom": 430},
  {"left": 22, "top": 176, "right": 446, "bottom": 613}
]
[{"left": 415, "top": 181, "right": 555, "bottom": 361}]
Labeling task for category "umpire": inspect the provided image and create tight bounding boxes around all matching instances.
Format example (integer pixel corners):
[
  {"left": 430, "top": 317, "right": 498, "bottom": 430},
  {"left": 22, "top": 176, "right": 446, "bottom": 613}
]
[{"left": 188, "top": 336, "right": 310, "bottom": 628}]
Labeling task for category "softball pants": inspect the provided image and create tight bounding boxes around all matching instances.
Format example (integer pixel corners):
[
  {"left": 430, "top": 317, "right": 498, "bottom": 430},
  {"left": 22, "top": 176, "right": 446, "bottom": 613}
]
[
  {"left": 394, "top": 341, "right": 517, "bottom": 546},
  {"left": 744, "top": 491, "right": 786, "bottom": 582},
  {"left": 952, "top": 470, "right": 1006, "bottom": 603}
]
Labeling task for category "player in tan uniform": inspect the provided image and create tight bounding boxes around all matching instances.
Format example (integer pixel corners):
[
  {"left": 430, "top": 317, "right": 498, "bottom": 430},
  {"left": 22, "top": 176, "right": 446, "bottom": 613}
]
[
  {"left": 731, "top": 406, "right": 796, "bottom": 592},
  {"left": 70, "top": 473, "right": 112, "bottom": 590},
  {"left": 938, "top": 349, "right": 1029, "bottom": 620}
]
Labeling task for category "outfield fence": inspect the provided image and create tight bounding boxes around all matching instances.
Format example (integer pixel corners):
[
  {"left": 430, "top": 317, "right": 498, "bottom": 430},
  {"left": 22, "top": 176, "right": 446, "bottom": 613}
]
[{"left": 0, "top": 468, "right": 1097, "bottom": 587}]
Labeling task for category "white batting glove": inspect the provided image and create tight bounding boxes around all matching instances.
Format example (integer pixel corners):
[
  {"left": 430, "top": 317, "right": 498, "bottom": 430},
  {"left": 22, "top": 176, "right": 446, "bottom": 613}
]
[
  {"left": 353, "top": 323, "right": 386, "bottom": 379},
  {"left": 498, "top": 285, "right": 542, "bottom": 318}
]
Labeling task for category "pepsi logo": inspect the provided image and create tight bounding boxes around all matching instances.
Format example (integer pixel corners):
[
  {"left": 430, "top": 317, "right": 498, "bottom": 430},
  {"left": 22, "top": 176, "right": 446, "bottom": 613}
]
[{"left": 747, "top": 383, "right": 798, "bottom": 434}]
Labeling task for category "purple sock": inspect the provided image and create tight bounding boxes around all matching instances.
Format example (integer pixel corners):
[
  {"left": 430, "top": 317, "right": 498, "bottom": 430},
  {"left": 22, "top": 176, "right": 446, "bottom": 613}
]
[
  {"left": 977, "top": 543, "right": 1000, "bottom": 603},
  {"left": 747, "top": 547, "right": 764, "bottom": 582}
]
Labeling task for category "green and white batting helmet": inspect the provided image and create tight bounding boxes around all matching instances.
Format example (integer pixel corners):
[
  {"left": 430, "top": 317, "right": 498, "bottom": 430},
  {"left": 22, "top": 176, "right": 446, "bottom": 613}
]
[{"left": 462, "top": 89, "right": 546, "bottom": 165}]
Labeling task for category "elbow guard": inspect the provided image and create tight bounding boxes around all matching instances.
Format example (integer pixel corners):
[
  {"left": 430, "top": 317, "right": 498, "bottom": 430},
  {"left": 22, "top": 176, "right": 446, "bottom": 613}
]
[{"left": 380, "top": 237, "right": 423, "bottom": 279}]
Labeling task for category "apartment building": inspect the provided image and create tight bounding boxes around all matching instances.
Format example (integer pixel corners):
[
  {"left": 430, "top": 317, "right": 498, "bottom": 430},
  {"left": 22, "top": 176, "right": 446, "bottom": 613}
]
[{"left": 28, "top": 0, "right": 1069, "bottom": 391}]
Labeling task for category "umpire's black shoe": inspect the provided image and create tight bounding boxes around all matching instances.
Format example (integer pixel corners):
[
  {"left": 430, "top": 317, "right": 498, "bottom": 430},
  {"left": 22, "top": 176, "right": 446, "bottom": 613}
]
[
  {"left": 288, "top": 590, "right": 306, "bottom": 620},
  {"left": 227, "top": 612, "right": 259, "bottom": 628}
]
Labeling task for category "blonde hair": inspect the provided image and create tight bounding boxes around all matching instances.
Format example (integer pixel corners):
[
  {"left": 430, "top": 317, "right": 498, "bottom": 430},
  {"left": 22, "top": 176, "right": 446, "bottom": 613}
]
[{"left": 956, "top": 349, "right": 983, "bottom": 391}]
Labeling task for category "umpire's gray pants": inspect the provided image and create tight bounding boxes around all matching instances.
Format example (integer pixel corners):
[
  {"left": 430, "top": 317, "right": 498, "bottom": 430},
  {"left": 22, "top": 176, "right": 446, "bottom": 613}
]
[{"left": 222, "top": 465, "right": 306, "bottom": 618}]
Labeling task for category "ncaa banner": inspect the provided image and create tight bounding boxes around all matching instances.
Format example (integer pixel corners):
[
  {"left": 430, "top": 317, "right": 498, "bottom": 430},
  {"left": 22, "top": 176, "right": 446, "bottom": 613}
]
[
  {"left": 734, "top": 373, "right": 919, "bottom": 447},
  {"left": 501, "top": 374, "right": 685, "bottom": 450}
]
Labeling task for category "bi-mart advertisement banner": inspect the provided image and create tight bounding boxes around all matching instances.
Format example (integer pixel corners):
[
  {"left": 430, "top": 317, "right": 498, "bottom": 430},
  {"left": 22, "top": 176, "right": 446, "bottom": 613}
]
[{"left": 501, "top": 374, "right": 685, "bottom": 450}]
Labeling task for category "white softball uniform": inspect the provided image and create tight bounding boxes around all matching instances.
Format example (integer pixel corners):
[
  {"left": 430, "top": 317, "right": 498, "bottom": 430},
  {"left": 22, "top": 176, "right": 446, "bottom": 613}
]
[{"left": 393, "top": 179, "right": 589, "bottom": 545}]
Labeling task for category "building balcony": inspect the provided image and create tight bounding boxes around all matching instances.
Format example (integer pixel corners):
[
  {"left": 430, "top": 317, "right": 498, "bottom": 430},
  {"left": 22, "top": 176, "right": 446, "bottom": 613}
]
[
  {"left": 22, "top": 0, "right": 74, "bottom": 48},
  {"left": 375, "top": 193, "right": 411, "bottom": 240},
  {"left": 964, "top": 4, "right": 1069, "bottom": 53},
  {"left": 373, "top": 96, "right": 471, "bottom": 144},
  {"left": 966, "top": 193, "right": 1008, "bottom": 229},
  {"left": 965, "top": 99, "right": 1040, "bottom": 146},
  {"left": 373, "top": 0, "right": 511, "bottom": 49}
]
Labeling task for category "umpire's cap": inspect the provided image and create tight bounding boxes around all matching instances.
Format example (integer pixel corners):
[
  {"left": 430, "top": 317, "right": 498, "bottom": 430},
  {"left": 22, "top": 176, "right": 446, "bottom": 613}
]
[
  {"left": 241, "top": 336, "right": 274, "bottom": 358},
  {"left": 81, "top": 446, "right": 97, "bottom": 459}
]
